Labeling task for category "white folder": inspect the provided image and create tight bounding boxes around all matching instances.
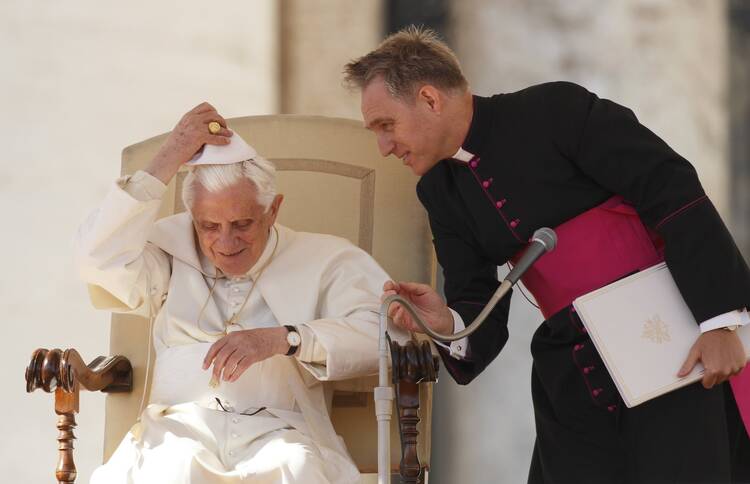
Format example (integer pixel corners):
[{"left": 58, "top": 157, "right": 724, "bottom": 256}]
[{"left": 572, "top": 262, "right": 750, "bottom": 408}]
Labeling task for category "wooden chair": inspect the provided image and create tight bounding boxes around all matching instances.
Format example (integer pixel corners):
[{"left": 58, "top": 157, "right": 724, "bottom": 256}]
[{"left": 26, "top": 115, "right": 439, "bottom": 483}]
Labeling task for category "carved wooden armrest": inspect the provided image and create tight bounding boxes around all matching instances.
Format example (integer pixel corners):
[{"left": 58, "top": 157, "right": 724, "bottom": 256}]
[
  {"left": 25, "top": 348, "right": 133, "bottom": 484},
  {"left": 389, "top": 338, "right": 439, "bottom": 484}
]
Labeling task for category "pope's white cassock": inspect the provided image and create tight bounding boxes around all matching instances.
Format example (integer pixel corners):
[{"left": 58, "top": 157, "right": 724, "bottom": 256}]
[{"left": 74, "top": 170, "right": 404, "bottom": 483}]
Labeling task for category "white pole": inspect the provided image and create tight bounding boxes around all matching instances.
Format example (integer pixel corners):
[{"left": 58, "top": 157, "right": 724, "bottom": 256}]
[
  {"left": 376, "top": 307, "right": 394, "bottom": 484},
  {"left": 374, "top": 229, "right": 556, "bottom": 481}
]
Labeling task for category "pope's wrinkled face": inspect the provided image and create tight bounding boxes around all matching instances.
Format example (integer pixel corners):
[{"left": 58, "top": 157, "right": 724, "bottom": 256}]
[
  {"left": 191, "top": 178, "right": 282, "bottom": 276},
  {"left": 361, "top": 77, "right": 446, "bottom": 176}
]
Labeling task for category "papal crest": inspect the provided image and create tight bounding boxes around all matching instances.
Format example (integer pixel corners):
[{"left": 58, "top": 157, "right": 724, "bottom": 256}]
[{"left": 641, "top": 315, "right": 671, "bottom": 344}]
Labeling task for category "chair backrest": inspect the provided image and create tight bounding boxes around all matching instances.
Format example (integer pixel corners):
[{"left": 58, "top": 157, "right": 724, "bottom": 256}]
[{"left": 104, "top": 115, "right": 434, "bottom": 474}]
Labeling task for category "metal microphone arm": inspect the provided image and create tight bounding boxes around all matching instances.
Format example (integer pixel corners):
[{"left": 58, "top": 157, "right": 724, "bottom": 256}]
[
  {"left": 385, "top": 227, "right": 557, "bottom": 343},
  {"left": 375, "top": 227, "right": 556, "bottom": 483}
]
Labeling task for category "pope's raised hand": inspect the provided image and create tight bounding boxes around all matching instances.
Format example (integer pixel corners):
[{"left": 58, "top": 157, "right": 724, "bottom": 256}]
[
  {"left": 202, "top": 327, "right": 289, "bottom": 383},
  {"left": 146, "top": 102, "right": 234, "bottom": 184},
  {"left": 381, "top": 280, "right": 454, "bottom": 336}
]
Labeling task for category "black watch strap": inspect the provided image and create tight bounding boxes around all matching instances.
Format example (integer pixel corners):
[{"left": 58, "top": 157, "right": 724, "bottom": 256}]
[{"left": 284, "top": 324, "right": 300, "bottom": 356}]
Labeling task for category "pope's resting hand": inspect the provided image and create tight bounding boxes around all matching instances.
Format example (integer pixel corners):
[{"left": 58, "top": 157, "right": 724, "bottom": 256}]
[
  {"left": 203, "top": 327, "right": 289, "bottom": 383},
  {"left": 678, "top": 329, "right": 747, "bottom": 388},
  {"left": 381, "top": 280, "right": 454, "bottom": 335}
]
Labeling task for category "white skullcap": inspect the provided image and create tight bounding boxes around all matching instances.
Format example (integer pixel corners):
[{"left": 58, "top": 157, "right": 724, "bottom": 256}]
[{"left": 185, "top": 132, "right": 258, "bottom": 166}]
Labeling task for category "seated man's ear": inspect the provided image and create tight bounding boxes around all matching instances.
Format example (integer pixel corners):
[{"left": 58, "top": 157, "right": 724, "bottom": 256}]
[{"left": 268, "top": 194, "right": 284, "bottom": 222}]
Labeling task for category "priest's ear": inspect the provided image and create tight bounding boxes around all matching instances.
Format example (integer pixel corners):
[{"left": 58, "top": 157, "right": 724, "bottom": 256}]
[{"left": 416, "top": 84, "right": 444, "bottom": 114}]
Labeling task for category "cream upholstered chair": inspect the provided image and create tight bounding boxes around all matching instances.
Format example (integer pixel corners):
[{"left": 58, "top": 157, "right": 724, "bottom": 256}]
[{"left": 28, "top": 115, "right": 437, "bottom": 483}]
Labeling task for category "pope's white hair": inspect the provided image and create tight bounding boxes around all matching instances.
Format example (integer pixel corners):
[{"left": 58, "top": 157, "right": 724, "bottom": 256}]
[{"left": 182, "top": 156, "right": 277, "bottom": 214}]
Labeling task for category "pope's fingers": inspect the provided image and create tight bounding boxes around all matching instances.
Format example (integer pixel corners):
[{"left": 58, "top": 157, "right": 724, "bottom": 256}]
[
  {"left": 223, "top": 351, "right": 246, "bottom": 380},
  {"left": 206, "top": 134, "right": 232, "bottom": 146},
  {"left": 198, "top": 111, "right": 227, "bottom": 127},
  {"left": 192, "top": 102, "right": 217, "bottom": 115},
  {"left": 203, "top": 338, "right": 228, "bottom": 369},
  {"left": 228, "top": 357, "right": 253, "bottom": 382},
  {"left": 224, "top": 355, "right": 247, "bottom": 382},
  {"left": 211, "top": 346, "right": 238, "bottom": 380}
]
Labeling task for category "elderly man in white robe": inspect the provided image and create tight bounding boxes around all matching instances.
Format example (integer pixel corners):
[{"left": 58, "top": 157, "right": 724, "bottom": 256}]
[{"left": 75, "top": 103, "right": 403, "bottom": 483}]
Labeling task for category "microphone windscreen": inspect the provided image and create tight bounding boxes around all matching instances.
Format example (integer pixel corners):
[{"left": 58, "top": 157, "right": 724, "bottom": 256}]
[{"left": 532, "top": 227, "right": 557, "bottom": 252}]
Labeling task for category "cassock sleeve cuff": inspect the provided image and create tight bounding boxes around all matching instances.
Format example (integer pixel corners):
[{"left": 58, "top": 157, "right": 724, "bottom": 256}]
[
  {"left": 118, "top": 170, "right": 168, "bottom": 202},
  {"left": 699, "top": 308, "right": 750, "bottom": 333},
  {"left": 432, "top": 308, "right": 470, "bottom": 359},
  {"left": 295, "top": 324, "right": 328, "bottom": 364}
]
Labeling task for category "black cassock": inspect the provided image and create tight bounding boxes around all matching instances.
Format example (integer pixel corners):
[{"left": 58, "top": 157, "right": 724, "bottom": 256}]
[{"left": 418, "top": 82, "right": 750, "bottom": 483}]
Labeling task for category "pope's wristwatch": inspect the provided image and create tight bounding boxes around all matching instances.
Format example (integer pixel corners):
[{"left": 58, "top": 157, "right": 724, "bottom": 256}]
[{"left": 284, "top": 325, "right": 301, "bottom": 356}]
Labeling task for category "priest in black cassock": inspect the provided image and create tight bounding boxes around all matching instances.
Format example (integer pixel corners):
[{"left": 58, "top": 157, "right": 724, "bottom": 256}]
[{"left": 345, "top": 26, "right": 750, "bottom": 483}]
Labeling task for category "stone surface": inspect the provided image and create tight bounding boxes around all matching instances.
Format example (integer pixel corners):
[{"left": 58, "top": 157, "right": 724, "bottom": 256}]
[
  {"left": 730, "top": 0, "right": 750, "bottom": 258},
  {"left": 0, "top": 2, "right": 277, "bottom": 482},
  {"left": 279, "top": 0, "right": 383, "bottom": 119}
]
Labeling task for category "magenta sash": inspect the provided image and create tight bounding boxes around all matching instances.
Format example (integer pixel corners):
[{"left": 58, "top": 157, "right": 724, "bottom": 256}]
[{"left": 511, "top": 195, "right": 750, "bottom": 432}]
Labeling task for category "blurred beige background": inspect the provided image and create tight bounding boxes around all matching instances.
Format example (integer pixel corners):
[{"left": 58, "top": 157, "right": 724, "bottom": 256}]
[{"left": 2, "top": 1, "right": 747, "bottom": 483}]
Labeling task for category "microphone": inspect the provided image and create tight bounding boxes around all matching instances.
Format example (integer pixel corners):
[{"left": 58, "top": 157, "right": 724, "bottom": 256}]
[
  {"left": 386, "top": 227, "right": 558, "bottom": 343},
  {"left": 505, "top": 228, "right": 557, "bottom": 285}
]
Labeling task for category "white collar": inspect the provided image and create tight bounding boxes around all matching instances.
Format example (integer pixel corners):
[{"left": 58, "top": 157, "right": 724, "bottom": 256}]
[{"left": 452, "top": 146, "right": 475, "bottom": 163}]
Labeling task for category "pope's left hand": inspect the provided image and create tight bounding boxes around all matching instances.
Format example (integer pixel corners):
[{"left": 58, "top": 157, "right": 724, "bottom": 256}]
[
  {"left": 203, "top": 327, "right": 289, "bottom": 383},
  {"left": 678, "top": 329, "right": 747, "bottom": 388}
]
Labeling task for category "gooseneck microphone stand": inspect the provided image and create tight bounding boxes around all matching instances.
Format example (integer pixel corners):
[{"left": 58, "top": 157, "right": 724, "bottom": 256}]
[{"left": 375, "top": 228, "right": 557, "bottom": 484}]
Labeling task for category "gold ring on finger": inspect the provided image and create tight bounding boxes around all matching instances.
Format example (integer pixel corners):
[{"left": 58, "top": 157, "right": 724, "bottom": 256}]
[{"left": 208, "top": 121, "right": 222, "bottom": 134}]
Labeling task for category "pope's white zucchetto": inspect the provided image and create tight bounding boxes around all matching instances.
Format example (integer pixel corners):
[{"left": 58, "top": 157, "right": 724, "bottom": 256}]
[{"left": 186, "top": 132, "right": 259, "bottom": 166}]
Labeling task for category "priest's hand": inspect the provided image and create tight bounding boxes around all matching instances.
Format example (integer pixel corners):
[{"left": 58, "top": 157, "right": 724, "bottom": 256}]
[
  {"left": 381, "top": 280, "right": 454, "bottom": 335},
  {"left": 677, "top": 329, "right": 746, "bottom": 388},
  {"left": 146, "top": 102, "right": 234, "bottom": 185},
  {"left": 203, "top": 327, "right": 289, "bottom": 383}
]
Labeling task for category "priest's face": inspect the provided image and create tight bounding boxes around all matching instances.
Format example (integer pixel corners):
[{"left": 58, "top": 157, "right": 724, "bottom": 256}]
[
  {"left": 361, "top": 77, "right": 448, "bottom": 176},
  {"left": 191, "top": 178, "right": 283, "bottom": 276}
]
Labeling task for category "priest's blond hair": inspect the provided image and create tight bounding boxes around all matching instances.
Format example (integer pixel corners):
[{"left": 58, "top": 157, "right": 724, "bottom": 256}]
[{"left": 343, "top": 25, "right": 468, "bottom": 100}]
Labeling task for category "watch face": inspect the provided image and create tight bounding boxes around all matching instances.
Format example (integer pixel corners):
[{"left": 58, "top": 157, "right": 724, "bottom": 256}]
[{"left": 287, "top": 331, "right": 301, "bottom": 346}]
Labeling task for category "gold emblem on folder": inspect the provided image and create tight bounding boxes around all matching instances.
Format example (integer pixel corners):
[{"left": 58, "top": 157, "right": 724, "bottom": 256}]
[{"left": 642, "top": 315, "right": 671, "bottom": 344}]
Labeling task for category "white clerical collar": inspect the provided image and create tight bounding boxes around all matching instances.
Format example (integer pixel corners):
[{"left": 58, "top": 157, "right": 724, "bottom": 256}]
[{"left": 452, "top": 147, "right": 475, "bottom": 163}]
